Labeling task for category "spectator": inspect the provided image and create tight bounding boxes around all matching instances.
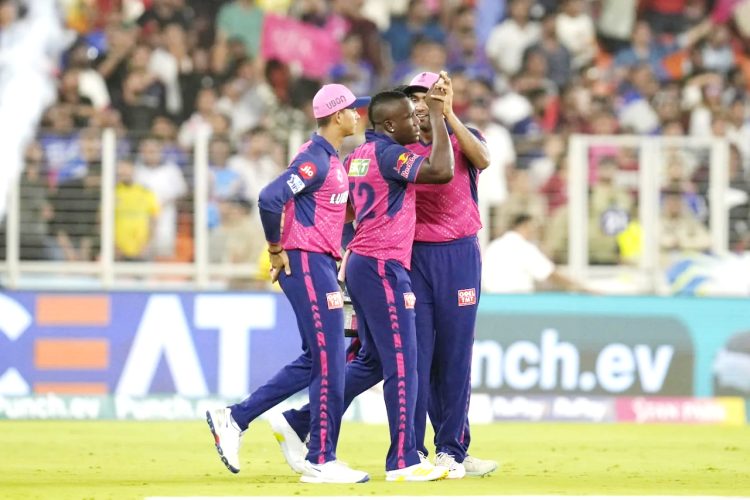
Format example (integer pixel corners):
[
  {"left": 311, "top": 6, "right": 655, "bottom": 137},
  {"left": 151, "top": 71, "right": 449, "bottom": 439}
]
[
  {"left": 660, "top": 187, "right": 712, "bottom": 260},
  {"left": 531, "top": 11, "right": 572, "bottom": 89},
  {"left": 596, "top": 0, "right": 638, "bottom": 54},
  {"left": 485, "top": 0, "right": 540, "bottom": 77},
  {"left": 179, "top": 87, "right": 219, "bottom": 148},
  {"left": 494, "top": 169, "right": 547, "bottom": 237},
  {"left": 702, "top": 24, "right": 736, "bottom": 76},
  {"left": 331, "top": 0, "right": 385, "bottom": 78},
  {"left": 229, "top": 126, "right": 282, "bottom": 204},
  {"left": 137, "top": 0, "right": 192, "bottom": 32},
  {"left": 115, "top": 159, "right": 160, "bottom": 261},
  {"left": 49, "top": 163, "right": 101, "bottom": 262},
  {"left": 150, "top": 115, "right": 189, "bottom": 169},
  {"left": 66, "top": 41, "right": 111, "bottom": 110},
  {"left": 58, "top": 69, "right": 96, "bottom": 127},
  {"left": 555, "top": 0, "right": 596, "bottom": 70},
  {"left": 208, "top": 197, "right": 266, "bottom": 289},
  {"left": 383, "top": 0, "right": 446, "bottom": 65},
  {"left": 466, "top": 96, "right": 516, "bottom": 231},
  {"left": 207, "top": 135, "right": 244, "bottom": 228},
  {"left": 135, "top": 136, "right": 188, "bottom": 257},
  {"left": 329, "top": 31, "right": 376, "bottom": 96},
  {"left": 445, "top": 5, "right": 493, "bottom": 82},
  {"left": 149, "top": 22, "right": 192, "bottom": 117},
  {"left": 483, "top": 214, "right": 590, "bottom": 293},
  {"left": 588, "top": 156, "right": 634, "bottom": 264},
  {"left": 215, "top": 0, "right": 265, "bottom": 60},
  {"left": 19, "top": 142, "right": 54, "bottom": 261}
]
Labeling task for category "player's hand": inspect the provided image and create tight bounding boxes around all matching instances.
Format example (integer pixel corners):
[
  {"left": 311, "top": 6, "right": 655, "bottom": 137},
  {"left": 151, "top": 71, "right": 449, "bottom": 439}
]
[
  {"left": 437, "top": 71, "right": 454, "bottom": 117},
  {"left": 425, "top": 74, "right": 448, "bottom": 112},
  {"left": 269, "top": 248, "right": 291, "bottom": 283}
]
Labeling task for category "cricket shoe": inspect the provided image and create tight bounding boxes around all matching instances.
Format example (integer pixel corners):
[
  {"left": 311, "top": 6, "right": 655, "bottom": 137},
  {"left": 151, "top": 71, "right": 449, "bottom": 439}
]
[
  {"left": 435, "top": 452, "right": 466, "bottom": 479},
  {"left": 385, "top": 462, "right": 449, "bottom": 482},
  {"left": 269, "top": 413, "right": 307, "bottom": 474},
  {"left": 418, "top": 451, "right": 432, "bottom": 465},
  {"left": 206, "top": 408, "right": 242, "bottom": 473},
  {"left": 299, "top": 460, "right": 370, "bottom": 483},
  {"left": 463, "top": 455, "right": 499, "bottom": 477}
]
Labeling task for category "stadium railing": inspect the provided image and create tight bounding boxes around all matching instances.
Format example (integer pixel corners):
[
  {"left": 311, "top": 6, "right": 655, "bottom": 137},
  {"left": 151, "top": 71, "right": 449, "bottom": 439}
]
[{"left": 0, "top": 130, "right": 742, "bottom": 295}]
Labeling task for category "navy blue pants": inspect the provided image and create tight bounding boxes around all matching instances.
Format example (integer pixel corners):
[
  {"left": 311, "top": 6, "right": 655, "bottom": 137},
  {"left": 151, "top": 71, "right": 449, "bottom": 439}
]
[
  {"left": 290, "top": 252, "right": 421, "bottom": 471},
  {"left": 229, "top": 250, "right": 345, "bottom": 465},
  {"left": 284, "top": 240, "right": 480, "bottom": 462},
  {"left": 411, "top": 236, "right": 480, "bottom": 461}
]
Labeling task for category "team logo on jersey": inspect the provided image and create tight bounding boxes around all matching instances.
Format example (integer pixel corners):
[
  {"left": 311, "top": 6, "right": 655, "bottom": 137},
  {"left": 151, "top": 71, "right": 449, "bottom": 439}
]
[
  {"left": 457, "top": 288, "right": 476, "bottom": 307},
  {"left": 286, "top": 174, "right": 305, "bottom": 194},
  {"left": 327, "top": 291, "right": 344, "bottom": 309},
  {"left": 299, "top": 162, "right": 317, "bottom": 179},
  {"left": 349, "top": 159, "right": 370, "bottom": 177},
  {"left": 396, "top": 152, "right": 419, "bottom": 179},
  {"left": 404, "top": 292, "right": 416, "bottom": 309}
]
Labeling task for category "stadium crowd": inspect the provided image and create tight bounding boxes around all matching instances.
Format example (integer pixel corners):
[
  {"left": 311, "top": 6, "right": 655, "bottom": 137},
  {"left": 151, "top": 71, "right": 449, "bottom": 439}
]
[{"left": 1, "top": 0, "right": 750, "bottom": 291}]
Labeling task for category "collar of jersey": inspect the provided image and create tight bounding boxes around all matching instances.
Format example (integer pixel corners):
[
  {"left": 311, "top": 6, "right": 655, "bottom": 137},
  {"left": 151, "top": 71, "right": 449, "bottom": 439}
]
[{"left": 310, "top": 133, "right": 338, "bottom": 156}]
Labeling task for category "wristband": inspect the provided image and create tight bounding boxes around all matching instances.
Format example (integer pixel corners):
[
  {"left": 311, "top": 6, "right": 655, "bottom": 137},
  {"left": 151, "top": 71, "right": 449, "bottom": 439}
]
[{"left": 268, "top": 247, "right": 284, "bottom": 255}]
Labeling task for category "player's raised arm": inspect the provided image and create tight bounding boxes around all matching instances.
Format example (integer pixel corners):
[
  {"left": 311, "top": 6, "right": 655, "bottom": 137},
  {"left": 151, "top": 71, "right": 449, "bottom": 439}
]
[
  {"left": 440, "top": 73, "right": 491, "bottom": 171},
  {"left": 414, "top": 78, "right": 454, "bottom": 184}
]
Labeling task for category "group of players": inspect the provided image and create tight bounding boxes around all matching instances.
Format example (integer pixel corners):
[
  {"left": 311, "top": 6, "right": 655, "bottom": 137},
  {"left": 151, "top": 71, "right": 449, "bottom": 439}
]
[{"left": 206, "top": 70, "right": 498, "bottom": 483}]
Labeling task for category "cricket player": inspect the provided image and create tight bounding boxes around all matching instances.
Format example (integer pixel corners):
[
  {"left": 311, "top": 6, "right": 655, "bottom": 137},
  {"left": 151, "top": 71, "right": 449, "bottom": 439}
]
[
  {"left": 343, "top": 84, "right": 456, "bottom": 481},
  {"left": 206, "top": 83, "right": 370, "bottom": 484},
  {"left": 404, "top": 71, "right": 497, "bottom": 478}
]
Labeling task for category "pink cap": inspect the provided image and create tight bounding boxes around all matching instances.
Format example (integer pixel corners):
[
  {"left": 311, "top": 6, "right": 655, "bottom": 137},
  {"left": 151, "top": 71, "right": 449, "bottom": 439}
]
[
  {"left": 312, "top": 84, "right": 371, "bottom": 119},
  {"left": 404, "top": 72, "right": 440, "bottom": 94}
]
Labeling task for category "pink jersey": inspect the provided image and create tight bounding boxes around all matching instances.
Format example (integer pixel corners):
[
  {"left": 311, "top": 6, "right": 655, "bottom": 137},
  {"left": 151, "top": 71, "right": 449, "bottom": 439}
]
[
  {"left": 410, "top": 129, "right": 484, "bottom": 242},
  {"left": 258, "top": 134, "right": 349, "bottom": 259},
  {"left": 345, "top": 130, "right": 426, "bottom": 268}
]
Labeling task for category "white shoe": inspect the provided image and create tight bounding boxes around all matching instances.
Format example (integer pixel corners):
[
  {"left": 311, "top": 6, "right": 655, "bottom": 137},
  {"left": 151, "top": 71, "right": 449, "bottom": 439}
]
[
  {"left": 463, "top": 455, "right": 498, "bottom": 477},
  {"left": 418, "top": 451, "right": 432, "bottom": 465},
  {"left": 205, "top": 408, "right": 242, "bottom": 473},
  {"left": 435, "top": 452, "right": 466, "bottom": 479},
  {"left": 269, "top": 413, "right": 307, "bottom": 474},
  {"left": 299, "top": 460, "right": 370, "bottom": 483},
  {"left": 385, "top": 462, "right": 449, "bottom": 482}
]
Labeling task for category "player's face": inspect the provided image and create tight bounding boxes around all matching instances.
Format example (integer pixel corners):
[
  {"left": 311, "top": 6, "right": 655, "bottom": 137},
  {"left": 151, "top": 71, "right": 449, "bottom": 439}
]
[
  {"left": 337, "top": 107, "right": 360, "bottom": 136},
  {"left": 387, "top": 99, "right": 420, "bottom": 145},
  {"left": 408, "top": 91, "right": 432, "bottom": 133}
]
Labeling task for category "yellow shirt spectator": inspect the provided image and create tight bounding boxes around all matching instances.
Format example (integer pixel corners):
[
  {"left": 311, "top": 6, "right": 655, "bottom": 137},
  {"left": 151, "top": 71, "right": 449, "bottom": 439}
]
[{"left": 115, "top": 182, "right": 160, "bottom": 259}]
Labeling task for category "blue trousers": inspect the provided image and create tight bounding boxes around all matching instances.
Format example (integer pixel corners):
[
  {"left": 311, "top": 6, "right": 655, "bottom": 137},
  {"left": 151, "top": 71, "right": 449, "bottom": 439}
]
[
  {"left": 229, "top": 250, "right": 346, "bottom": 464},
  {"left": 411, "top": 236, "right": 480, "bottom": 461},
  {"left": 284, "top": 239, "right": 480, "bottom": 462},
  {"left": 284, "top": 253, "right": 422, "bottom": 471}
]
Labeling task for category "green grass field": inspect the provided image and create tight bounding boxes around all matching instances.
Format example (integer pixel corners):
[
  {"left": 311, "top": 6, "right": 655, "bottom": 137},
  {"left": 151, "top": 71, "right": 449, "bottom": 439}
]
[{"left": 1, "top": 421, "right": 749, "bottom": 499}]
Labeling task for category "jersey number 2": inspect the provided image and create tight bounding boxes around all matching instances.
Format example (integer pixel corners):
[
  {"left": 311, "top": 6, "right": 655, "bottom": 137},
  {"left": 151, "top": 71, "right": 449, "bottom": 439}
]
[{"left": 350, "top": 181, "right": 375, "bottom": 221}]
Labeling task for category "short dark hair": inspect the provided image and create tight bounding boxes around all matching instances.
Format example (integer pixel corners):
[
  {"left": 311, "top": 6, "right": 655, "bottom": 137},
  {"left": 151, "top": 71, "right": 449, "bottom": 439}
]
[
  {"left": 368, "top": 90, "right": 408, "bottom": 128},
  {"left": 316, "top": 114, "right": 333, "bottom": 128},
  {"left": 511, "top": 213, "right": 533, "bottom": 229}
]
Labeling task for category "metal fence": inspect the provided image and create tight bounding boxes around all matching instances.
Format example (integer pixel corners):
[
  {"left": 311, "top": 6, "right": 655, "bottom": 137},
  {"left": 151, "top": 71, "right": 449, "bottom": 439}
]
[{"left": 0, "top": 129, "right": 744, "bottom": 295}]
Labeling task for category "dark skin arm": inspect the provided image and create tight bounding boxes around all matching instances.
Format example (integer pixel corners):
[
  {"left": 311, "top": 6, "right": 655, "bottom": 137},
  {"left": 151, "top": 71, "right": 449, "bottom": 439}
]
[{"left": 415, "top": 75, "right": 455, "bottom": 184}]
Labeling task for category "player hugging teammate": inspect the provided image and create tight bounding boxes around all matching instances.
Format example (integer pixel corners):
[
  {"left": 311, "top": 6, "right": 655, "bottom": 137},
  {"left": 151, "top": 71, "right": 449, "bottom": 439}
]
[{"left": 207, "top": 72, "right": 498, "bottom": 482}]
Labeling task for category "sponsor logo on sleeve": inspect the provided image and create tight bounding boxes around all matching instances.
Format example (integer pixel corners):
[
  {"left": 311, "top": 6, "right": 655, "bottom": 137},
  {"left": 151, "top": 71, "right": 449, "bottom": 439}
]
[
  {"left": 286, "top": 174, "right": 305, "bottom": 194},
  {"left": 404, "top": 292, "right": 416, "bottom": 309},
  {"left": 458, "top": 288, "right": 476, "bottom": 307},
  {"left": 327, "top": 291, "right": 344, "bottom": 309},
  {"left": 349, "top": 159, "right": 370, "bottom": 177},
  {"left": 299, "top": 162, "right": 317, "bottom": 179},
  {"left": 396, "top": 152, "right": 419, "bottom": 179}
]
